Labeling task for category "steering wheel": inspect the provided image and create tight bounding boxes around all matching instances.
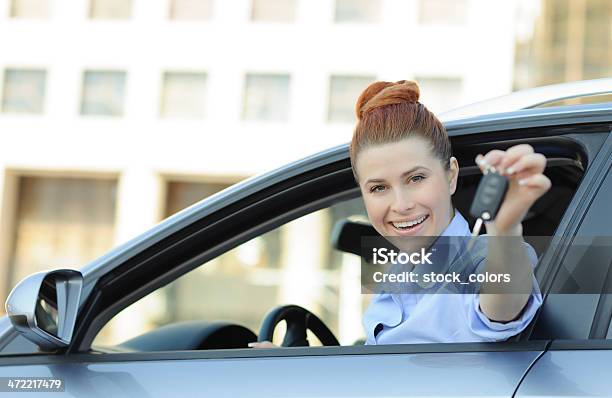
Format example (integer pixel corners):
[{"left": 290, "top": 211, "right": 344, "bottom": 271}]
[{"left": 258, "top": 305, "right": 340, "bottom": 347}]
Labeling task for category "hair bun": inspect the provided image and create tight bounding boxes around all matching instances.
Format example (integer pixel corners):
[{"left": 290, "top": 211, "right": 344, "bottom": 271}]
[{"left": 356, "top": 80, "right": 420, "bottom": 120}]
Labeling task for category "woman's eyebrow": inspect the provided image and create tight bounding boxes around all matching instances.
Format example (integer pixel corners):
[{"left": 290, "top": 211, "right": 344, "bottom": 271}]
[{"left": 365, "top": 166, "right": 431, "bottom": 184}]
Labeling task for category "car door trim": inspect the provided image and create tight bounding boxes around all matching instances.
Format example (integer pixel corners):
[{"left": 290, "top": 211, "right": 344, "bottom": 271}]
[
  {"left": 0, "top": 340, "right": 550, "bottom": 366},
  {"left": 547, "top": 339, "right": 612, "bottom": 350}
]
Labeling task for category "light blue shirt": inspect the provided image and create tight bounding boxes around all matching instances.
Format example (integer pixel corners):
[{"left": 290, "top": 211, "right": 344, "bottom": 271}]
[{"left": 363, "top": 211, "right": 543, "bottom": 344}]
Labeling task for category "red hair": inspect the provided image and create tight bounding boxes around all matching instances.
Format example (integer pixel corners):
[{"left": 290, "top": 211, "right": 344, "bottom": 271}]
[{"left": 350, "top": 80, "right": 452, "bottom": 180}]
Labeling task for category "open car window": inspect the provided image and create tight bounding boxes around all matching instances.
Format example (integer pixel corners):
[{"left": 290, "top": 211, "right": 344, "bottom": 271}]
[{"left": 94, "top": 196, "right": 370, "bottom": 349}]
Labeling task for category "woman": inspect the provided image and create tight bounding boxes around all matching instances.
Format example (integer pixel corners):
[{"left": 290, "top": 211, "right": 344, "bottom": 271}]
[{"left": 251, "top": 80, "right": 549, "bottom": 347}]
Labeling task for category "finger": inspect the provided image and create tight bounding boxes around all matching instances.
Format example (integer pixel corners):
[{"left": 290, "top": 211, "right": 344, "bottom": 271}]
[
  {"left": 481, "top": 150, "right": 506, "bottom": 169},
  {"left": 509, "top": 169, "right": 535, "bottom": 182},
  {"left": 506, "top": 153, "right": 547, "bottom": 176},
  {"left": 475, "top": 154, "right": 488, "bottom": 174},
  {"left": 518, "top": 174, "right": 552, "bottom": 191},
  {"left": 499, "top": 144, "right": 534, "bottom": 172},
  {"left": 476, "top": 151, "right": 505, "bottom": 174}
]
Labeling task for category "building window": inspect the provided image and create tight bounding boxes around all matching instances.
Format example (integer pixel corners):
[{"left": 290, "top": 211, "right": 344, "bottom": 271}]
[
  {"left": 1, "top": 69, "right": 46, "bottom": 114},
  {"left": 242, "top": 74, "right": 290, "bottom": 121},
  {"left": 251, "top": 0, "right": 295, "bottom": 22},
  {"left": 169, "top": 0, "right": 213, "bottom": 20},
  {"left": 163, "top": 180, "right": 282, "bottom": 318},
  {"left": 8, "top": 176, "right": 117, "bottom": 288},
  {"left": 80, "top": 71, "right": 126, "bottom": 117},
  {"left": 165, "top": 181, "right": 231, "bottom": 217},
  {"left": 160, "top": 72, "right": 208, "bottom": 119},
  {"left": 334, "top": 0, "right": 381, "bottom": 23},
  {"left": 89, "top": 0, "right": 132, "bottom": 19},
  {"left": 328, "top": 75, "right": 375, "bottom": 122},
  {"left": 10, "top": 0, "right": 51, "bottom": 18},
  {"left": 418, "top": 0, "right": 468, "bottom": 25},
  {"left": 413, "top": 76, "right": 463, "bottom": 113}
]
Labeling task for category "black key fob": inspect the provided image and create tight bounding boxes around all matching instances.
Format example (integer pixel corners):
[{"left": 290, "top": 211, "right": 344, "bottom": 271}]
[{"left": 469, "top": 171, "right": 509, "bottom": 221}]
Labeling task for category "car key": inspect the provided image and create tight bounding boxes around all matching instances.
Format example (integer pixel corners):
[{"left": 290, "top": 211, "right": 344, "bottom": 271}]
[{"left": 467, "top": 166, "right": 509, "bottom": 250}]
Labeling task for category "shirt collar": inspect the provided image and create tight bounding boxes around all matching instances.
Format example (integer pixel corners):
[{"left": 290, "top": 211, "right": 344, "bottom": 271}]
[
  {"left": 440, "top": 209, "right": 471, "bottom": 237},
  {"left": 408, "top": 210, "right": 471, "bottom": 288},
  {"left": 383, "top": 210, "right": 472, "bottom": 294}
]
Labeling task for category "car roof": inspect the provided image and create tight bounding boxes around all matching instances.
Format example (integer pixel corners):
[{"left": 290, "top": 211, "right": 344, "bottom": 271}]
[{"left": 439, "top": 78, "right": 612, "bottom": 122}]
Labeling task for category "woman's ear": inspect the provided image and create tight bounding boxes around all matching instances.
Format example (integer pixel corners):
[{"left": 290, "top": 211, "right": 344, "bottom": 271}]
[{"left": 448, "top": 157, "right": 459, "bottom": 195}]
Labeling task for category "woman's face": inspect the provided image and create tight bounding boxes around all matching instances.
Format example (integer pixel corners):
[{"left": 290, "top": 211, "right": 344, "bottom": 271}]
[{"left": 355, "top": 136, "right": 459, "bottom": 239}]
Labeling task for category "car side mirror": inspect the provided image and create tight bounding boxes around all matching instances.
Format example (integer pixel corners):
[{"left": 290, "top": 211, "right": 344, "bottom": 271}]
[{"left": 5, "top": 269, "right": 83, "bottom": 351}]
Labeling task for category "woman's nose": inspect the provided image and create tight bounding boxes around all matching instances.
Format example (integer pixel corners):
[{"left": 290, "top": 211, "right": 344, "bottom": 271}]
[{"left": 391, "top": 189, "right": 416, "bottom": 214}]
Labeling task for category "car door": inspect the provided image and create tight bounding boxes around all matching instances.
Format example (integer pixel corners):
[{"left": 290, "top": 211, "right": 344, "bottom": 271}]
[
  {"left": 0, "top": 343, "right": 547, "bottom": 397},
  {"left": 0, "top": 150, "right": 548, "bottom": 397},
  {"left": 0, "top": 119, "right": 606, "bottom": 397},
  {"left": 516, "top": 132, "right": 612, "bottom": 397},
  {"left": 0, "top": 187, "right": 548, "bottom": 397}
]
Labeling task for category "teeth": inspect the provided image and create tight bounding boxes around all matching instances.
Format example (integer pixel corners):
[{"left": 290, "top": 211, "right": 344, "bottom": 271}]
[{"left": 393, "top": 215, "right": 427, "bottom": 229}]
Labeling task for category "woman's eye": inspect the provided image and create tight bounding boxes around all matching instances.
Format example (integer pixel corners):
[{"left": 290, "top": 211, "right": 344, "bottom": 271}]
[
  {"left": 410, "top": 175, "right": 426, "bottom": 183},
  {"left": 369, "top": 185, "right": 386, "bottom": 193}
]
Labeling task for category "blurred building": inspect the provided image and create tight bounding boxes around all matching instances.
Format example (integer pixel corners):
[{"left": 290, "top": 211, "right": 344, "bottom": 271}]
[
  {"left": 0, "top": 0, "right": 521, "bottom": 344},
  {"left": 514, "top": 0, "right": 612, "bottom": 90}
]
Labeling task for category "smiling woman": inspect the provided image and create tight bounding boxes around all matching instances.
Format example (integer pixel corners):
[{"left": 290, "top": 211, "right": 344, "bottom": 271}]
[
  {"left": 348, "top": 80, "right": 549, "bottom": 345},
  {"left": 248, "top": 79, "right": 551, "bottom": 349},
  {"left": 351, "top": 81, "right": 459, "bottom": 240},
  {"left": 355, "top": 137, "right": 457, "bottom": 238}
]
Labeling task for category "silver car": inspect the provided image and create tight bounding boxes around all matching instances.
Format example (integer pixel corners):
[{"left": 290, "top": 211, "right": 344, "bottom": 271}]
[{"left": 1, "top": 79, "right": 611, "bottom": 397}]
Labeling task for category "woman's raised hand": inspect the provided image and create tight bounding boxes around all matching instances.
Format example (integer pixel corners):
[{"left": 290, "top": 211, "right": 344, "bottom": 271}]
[{"left": 475, "top": 144, "right": 551, "bottom": 234}]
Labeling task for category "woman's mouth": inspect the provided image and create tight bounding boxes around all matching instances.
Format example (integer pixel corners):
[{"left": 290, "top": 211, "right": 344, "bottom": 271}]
[{"left": 389, "top": 215, "right": 429, "bottom": 234}]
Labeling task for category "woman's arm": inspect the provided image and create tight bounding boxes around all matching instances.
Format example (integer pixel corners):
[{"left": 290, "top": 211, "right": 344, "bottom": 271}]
[
  {"left": 479, "top": 223, "right": 533, "bottom": 322},
  {"left": 475, "top": 145, "right": 551, "bottom": 322}
]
